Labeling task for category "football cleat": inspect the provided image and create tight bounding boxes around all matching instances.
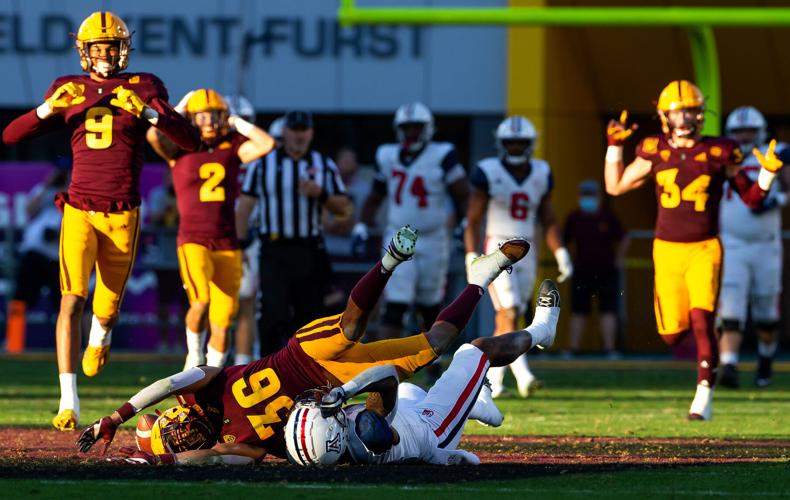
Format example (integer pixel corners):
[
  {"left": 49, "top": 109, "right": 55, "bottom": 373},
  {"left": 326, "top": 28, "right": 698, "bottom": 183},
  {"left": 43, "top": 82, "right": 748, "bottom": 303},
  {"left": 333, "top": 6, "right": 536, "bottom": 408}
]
[
  {"left": 468, "top": 237, "right": 530, "bottom": 288},
  {"left": 718, "top": 363, "right": 739, "bottom": 389},
  {"left": 754, "top": 356, "right": 773, "bottom": 388},
  {"left": 82, "top": 346, "right": 110, "bottom": 377},
  {"left": 183, "top": 352, "right": 207, "bottom": 372},
  {"left": 536, "top": 279, "right": 561, "bottom": 309},
  {"left": 468, "top": 380, "right": 504, "bottom": 427},
  {"left": 687, "top": 383, "right": 713, "bottom": 421},
  {"left": 386, "top": 225, "right": 418, "bottom": 262},
  {"left": 517, "top": 378, "right": 544, "bottom": 398},
  {"left": 53, "top": 409, "right": 79, "bottom": 431}
]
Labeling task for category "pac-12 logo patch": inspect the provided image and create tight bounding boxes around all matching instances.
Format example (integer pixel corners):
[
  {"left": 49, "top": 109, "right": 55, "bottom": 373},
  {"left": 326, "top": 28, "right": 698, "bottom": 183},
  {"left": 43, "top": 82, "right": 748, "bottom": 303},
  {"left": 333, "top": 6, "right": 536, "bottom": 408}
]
[
  {"left": 223, "top": 434, "right": 236, "bottom": 443},
  {"left": 422, "top": 409, "right": 435, "bottom": 417},
  {"left": 326, "top": 433, "right": 342, "bottom": 453}
]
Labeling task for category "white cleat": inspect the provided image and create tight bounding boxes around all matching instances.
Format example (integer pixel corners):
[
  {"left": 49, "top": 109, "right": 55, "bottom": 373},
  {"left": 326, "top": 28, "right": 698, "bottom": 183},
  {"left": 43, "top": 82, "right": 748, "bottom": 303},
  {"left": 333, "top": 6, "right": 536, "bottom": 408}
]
[
  {"left": 687, "top": 383, "right": 713, "bottom": 421},
  {"left": 517, "top": 378, "right": 545, "bottom": 398},
  {"left": 382, "top": 225, "right": 418, "bottom": 272},
  {"left": 469, "top": 381, "right": 504, "bottom": 427},
  {"left": 468, "top": 237, "right": 530, "bottom": 288}
]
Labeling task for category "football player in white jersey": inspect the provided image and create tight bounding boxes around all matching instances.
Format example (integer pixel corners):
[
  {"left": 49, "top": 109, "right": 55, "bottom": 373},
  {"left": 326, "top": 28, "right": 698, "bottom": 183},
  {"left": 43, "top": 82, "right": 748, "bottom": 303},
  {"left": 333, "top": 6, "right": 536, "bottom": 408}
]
[
  {"left": 355, "top": 102, "right": 469, "bottom": 340},
  {"left": 286, "top": 279, "right": 561, "bottom": 466},
  {"left": 718, "top": 106, "right": 790, "bottom": 388},
  {"left": 465, "top": 115, "right": 573, "bottom": 398}
]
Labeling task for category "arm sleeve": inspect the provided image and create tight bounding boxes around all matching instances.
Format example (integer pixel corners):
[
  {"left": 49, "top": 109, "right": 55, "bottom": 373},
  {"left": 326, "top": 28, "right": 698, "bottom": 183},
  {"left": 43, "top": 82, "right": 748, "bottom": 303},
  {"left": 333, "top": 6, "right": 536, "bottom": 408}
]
[
  {"left": 3, "top": 109, "right": 65, "bottom": 144},
  {"left": 469, "top": 166, "right": 490, "bottom": 194},
  {"left": 729, "top": 169, "right": 768, "bottom": 209}
]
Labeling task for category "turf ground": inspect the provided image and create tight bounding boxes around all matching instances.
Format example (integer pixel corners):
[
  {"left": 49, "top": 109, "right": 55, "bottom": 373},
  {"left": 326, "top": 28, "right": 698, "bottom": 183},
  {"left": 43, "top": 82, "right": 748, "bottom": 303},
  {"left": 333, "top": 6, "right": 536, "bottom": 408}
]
[{"left": 0, "top": 354, "right": 788, "bottom": 498}]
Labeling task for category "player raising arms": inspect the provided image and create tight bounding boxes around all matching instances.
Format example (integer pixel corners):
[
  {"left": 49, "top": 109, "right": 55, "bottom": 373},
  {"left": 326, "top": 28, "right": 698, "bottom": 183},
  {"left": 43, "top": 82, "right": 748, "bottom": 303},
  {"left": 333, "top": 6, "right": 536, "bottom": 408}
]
[
  {"left": 2, "top": 12, "right": 199, "bottom": 431},
  {"left": 604, "top": 80, "right": 783, "bottom": 420},
  {"left": 77, "top": 226, "right": 530, "bottom": 463},
  {"left": 146, "top": 89, "right": 274, "bottom": 369},
  {"left": 465, "top": 115, "right": 572, "bottom": 398}
]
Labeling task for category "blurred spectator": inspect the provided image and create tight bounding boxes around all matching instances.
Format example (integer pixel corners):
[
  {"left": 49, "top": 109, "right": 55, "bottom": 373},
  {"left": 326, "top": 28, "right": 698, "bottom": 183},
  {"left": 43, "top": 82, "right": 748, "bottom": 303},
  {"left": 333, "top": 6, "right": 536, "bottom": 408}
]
[
  {"left": 5, "top": 159, "right": 69, "bottom": 352},
  {"left": 563, "top": 180, "right": 629, "bottom": 358},
  {"left": 146, "top": 168, "right": 187, "bottom": 352}
]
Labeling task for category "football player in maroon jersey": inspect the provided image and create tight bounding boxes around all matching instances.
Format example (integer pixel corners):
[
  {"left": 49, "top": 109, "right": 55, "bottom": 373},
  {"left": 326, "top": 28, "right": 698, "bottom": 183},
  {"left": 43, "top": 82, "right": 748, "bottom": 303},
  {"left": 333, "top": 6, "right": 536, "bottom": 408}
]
[{"left": 2, "top": 12, "right": 199, "bottom": 431}]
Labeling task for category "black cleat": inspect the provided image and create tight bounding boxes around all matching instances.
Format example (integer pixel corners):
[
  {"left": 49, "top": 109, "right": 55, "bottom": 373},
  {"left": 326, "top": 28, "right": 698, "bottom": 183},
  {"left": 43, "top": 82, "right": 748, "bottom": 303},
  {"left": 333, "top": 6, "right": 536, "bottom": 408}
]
[
  {"left": 754, "top": 356, "right": 773, "bottom": 388},
  {"left": 718, "top": 363, "right": 739, "bottom": 389},
  {"left": 536, "top": 279, "right": 561, "bottom": 309}
]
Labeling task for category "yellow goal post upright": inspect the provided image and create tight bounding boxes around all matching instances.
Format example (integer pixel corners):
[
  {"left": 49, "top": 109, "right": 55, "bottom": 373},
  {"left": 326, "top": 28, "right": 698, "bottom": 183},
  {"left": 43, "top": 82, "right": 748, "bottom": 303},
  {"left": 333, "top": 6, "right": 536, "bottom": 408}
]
[{"left": 338, "top": 0, "right": 790, "bottom": 136}]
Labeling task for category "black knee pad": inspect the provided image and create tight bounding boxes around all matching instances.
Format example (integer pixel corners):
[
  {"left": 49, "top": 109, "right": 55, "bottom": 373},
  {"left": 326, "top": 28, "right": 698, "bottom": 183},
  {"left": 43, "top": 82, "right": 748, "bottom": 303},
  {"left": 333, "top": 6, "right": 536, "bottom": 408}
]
[
  {"left": 381, "top": 302, "right": 409, "bottom": 327},
  {"left": 755, "top": 320, "right": 780, "bottom": 332},
  {"left": 416, "top": 303, "right": 442, "bottom": 329},
  {"left": 719, "top": 318, "right": 742, "bottom": 332}
]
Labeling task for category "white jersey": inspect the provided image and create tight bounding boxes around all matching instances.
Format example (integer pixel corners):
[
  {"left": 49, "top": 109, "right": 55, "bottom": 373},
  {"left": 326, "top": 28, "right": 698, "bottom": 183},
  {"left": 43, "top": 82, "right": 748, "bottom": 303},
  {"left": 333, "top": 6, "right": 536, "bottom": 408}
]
[
  {"left": 375, "top": 142, "right": 466, "bottom": 234},
  {"left": 720, "top": 142, "right": 788, "bottom": 242},
  {"left": 473, "top": 157, "right": 553, "bottom": 240}
]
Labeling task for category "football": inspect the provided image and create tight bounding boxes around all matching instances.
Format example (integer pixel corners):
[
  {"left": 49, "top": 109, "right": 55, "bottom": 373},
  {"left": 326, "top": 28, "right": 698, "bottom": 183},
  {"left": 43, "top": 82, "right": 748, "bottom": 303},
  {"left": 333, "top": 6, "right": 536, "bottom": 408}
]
[{"left": 135, "top": 413, "right": 159, "bottom": 453}]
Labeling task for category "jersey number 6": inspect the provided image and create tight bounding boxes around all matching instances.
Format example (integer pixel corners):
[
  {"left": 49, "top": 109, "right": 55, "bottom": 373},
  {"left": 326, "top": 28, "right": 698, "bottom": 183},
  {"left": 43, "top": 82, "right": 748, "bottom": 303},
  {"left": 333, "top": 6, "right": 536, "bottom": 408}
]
[{"left": 231, "top": 368, "right": 295, "bottom": 441}]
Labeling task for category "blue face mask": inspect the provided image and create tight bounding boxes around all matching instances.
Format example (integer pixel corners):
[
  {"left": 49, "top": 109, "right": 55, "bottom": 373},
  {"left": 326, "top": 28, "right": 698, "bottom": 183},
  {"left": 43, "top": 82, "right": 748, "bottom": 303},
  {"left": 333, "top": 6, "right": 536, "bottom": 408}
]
[{"left": 579, "top": 196, "right": 599, "bottom": 213}]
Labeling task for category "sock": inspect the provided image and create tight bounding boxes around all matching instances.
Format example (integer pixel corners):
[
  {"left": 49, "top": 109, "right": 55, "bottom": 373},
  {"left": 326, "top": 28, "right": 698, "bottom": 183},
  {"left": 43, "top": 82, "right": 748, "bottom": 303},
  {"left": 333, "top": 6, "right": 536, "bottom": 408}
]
[
  {"left": 206, "top": 345, "right": 227, "bottom": 367},
  {"left": 758, "top": 340, "right": 778, "bottom": 358},
  {"left": 509, "top": 354, "right": 535, "bottom": 386},
  {"left": 720, "top": 351, "right": 738, "bottom": 366},
  {"left": 234, "top": 353, "right": 252, "bottom": 366},
  {"left": 186, "top": 327, "right": 206, "bottom": 356},
  {"left": 487, "top": 367, "right": 506, "bottom": 394},
  {"left": 527, "top": 305, "right": 561, "bottom": 347},
  {"left": 350, "top": 261, "right": 392, "bottom": 311},
  {"left": 434, "top": 285, "right": 484, "bottom": 331},
  {"left": 690, "top": 309, "right": 718, "bottom": 387},
  {"left": 689, "top": 383, "right": 714, "bottom": 418},
  {"left": 58, "top": 372, "right": 79, "bottom": 415},
  {"left": 88, "top": 315, "right": 112, "bottom": 348}
]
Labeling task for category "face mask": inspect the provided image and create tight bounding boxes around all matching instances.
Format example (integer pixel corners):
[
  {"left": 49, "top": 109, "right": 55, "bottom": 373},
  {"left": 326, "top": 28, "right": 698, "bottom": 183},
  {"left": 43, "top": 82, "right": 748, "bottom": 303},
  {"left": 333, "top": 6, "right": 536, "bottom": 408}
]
[{"left": 579, "top": 196, "right": 599, "bottom": 213}]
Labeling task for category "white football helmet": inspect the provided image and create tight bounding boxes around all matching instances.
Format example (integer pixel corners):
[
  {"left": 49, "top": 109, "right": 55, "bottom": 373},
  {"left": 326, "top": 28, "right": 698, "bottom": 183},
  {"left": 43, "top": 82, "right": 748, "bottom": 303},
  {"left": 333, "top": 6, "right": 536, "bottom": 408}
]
[
  {"left": 495, "top": 115, "right": 537, "bottom": 165},
  {"left": 725, "top": 106, "right": 767, "bottom": 152},
  {"left": 285, "top": 397, "right": 348, "bottom": 466},
  {"left": 393, "top": 102, "right": 434, "bottom": 153},
  {"left": 224, "top": 95, "right": 255, "bottom": 122},
  {"left": 268, "top": 116, "right": 286, "bottom": 142}
]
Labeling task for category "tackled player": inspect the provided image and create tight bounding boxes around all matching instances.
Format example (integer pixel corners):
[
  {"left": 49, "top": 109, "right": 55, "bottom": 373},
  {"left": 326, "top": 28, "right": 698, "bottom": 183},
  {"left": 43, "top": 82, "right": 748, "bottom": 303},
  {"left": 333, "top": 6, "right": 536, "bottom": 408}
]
[
  {"left": 2, "top": 11, "right": 199, "bottom": 431},
  {"left": 604, "top": 80, "right": 783, "bottom": 420}
]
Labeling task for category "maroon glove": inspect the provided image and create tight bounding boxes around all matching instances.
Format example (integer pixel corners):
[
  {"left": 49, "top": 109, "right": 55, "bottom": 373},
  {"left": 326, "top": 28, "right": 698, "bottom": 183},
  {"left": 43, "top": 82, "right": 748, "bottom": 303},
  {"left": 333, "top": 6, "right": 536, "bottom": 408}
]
[
  {"left": 77, "top": 416, "right": 118, "bottom": 454},
  {"left": 107, "top": 446, "right": 176, "bottom": 465}
]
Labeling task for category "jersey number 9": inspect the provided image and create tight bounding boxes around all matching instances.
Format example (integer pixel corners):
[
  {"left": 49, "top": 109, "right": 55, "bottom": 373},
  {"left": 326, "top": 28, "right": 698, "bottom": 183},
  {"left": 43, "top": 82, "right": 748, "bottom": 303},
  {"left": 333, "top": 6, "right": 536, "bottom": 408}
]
[{"left": 85, "top": 107, "right": 113, "bottom": 150}]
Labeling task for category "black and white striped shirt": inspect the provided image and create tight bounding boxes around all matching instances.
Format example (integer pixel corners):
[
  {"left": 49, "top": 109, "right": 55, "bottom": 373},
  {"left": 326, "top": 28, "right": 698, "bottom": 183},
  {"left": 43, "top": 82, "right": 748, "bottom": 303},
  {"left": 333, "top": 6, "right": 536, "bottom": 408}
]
[{"left": 241, "top": 147, "right": 346, "bottom": 240}]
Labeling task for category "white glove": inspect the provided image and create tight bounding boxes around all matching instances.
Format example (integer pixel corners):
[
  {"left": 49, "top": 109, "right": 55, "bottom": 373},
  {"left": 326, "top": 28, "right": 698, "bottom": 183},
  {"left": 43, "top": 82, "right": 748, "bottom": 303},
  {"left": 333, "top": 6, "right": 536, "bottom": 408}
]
[
  {"left": 174, "top": 90, "right": 196, "bottom": 115},
  {"left": 554, "top": 247, "right": 573, "bottom": 283},
  {"left": 320, "top": 387, "right": 347, "bottom": 417},
  {"left": 465, "top": 252, "right": 479, "bottom": 284}
]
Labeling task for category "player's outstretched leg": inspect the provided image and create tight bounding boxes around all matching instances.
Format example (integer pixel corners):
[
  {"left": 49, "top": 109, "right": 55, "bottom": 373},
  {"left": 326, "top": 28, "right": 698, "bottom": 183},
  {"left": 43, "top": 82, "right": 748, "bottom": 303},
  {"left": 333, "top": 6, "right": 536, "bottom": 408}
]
[
  {"left": 426, "top": 238, "right": 531, "bottom": 354},
  {"left": 687, "top": 308, "right": 717, "bottom": 421},
  {"left": 341, "top": 225, "right": 418, "bottom": 341},
  {"left": 468, "top": 280, "right": 560, "bottom": 426}
]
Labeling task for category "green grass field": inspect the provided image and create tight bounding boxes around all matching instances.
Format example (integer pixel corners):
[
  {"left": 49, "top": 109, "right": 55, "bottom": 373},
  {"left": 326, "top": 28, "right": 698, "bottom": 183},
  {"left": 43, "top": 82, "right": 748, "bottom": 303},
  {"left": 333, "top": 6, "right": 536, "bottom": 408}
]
[{"left": 0, "top": 355, "right": 788, "bottom": 499}]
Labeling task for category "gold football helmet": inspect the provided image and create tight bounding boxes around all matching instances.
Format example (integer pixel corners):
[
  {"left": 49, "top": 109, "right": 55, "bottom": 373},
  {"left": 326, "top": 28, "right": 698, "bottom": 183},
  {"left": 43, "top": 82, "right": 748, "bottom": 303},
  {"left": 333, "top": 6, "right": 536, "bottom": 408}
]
[
  {"left": 656, "top": 80, "right": 705, "bottom": 137},
  {"left": 149, "top": 404, "right": 215, "bottom": 455},
  {"left": 74, "top": 11, "right": 131, "bottom": 74},
  {"left": 186, "top": 89, "right": 230, "bottom": 140}
]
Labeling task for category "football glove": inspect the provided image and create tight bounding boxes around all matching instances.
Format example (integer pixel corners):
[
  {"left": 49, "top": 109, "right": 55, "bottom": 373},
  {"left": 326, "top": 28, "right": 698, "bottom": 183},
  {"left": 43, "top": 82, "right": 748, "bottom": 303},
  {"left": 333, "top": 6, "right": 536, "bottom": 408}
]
[
  {"left": 554, "top": 247, "right": 573, "bottom": 284},
  {"left": 320, "top": 387, "right": 348, "bottom": 418},
  {"left": 754, "top": 139, "right": 783, "bottom": 173},
  {"left": 110, "top": 86, "right": 148, "bottom": 118},
  {"left": 46, "top": 82, "right": 86, "bottom": 112},
  {"left": 77, "top": 416, "right": 118, "bottom": 454},
  {"left": 606, "top": 110, "right": 637, "bottom": 146},
  {"left": 350, "top": 222, "right": 369, "bottom": 257}
]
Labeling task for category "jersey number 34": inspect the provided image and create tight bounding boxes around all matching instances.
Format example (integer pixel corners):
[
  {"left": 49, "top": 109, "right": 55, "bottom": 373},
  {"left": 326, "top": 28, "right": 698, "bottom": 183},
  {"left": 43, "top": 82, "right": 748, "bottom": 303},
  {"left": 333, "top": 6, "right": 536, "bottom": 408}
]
[{"left": 655, "top": 168, "right": 711, "bottom": 212}]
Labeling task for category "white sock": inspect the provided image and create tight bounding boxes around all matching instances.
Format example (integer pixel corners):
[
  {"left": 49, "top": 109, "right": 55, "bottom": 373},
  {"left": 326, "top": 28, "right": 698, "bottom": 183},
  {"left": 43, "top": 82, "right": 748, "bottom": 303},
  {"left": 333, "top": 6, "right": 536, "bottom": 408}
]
[
  {"left": 88, "top": 315, "right": 112, "bottom": 348},
  {"left": 720, "top": 351, "right": 738, "bottom": 366},
  {"left": 234, "top": 353, "right": 252, "bottom": 366},
  {"left": 689, "top": 383, "right": 714, "bottom": 419},
  {"left": 381, "top": 253, "right": 402, "bottom": 273},
  {"left": 524, "top": 305, "right": 560, "bottom": 348},
  {"left": 509, "top": 353, "right": 535, "bottom": 386},
  {"left": 758, "top": 340, "right": 778, "bottom": 358},
  {"left": 58, "top": 373, "right": 79, "bottom": 415},
  {"left": 206, "top": 345, "right": 227, "bottom": 367},
  {"left": 487, "top": 366, "right": 506, "bottom": 394},
  {"left": 186, "top": 327, "right": 207, "bottom": 356}
]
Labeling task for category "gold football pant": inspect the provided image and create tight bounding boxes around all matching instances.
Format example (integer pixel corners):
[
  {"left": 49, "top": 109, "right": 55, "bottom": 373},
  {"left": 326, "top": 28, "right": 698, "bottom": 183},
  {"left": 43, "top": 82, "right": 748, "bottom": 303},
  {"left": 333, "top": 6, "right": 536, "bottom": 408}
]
[
  {"left": 59, "top": 203, "right": 140, "bottom": 319},
  {"left": 177, "top": 243, "right": 242, "bottom": 328},
  {"left": 653, "top": 237, "right": 722, "bottom": 336}
]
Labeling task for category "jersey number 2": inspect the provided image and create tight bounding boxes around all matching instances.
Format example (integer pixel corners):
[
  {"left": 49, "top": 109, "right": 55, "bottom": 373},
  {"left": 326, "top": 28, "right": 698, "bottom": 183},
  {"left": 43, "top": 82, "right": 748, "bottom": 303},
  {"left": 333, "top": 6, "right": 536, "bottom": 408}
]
[
  {"left": 85, "top": 107, "right": 113, "bottom": 150},
  {"left": 392, "top": 171, "right": 428, "bottom": 208},
  {"left": 199, "top": 163, "right": 226, "bottom": 202},
  {"left": 231, "top": 367, "right": 294, "bottom": 441},
  {"left": 655, "top": 168, "right": 711, "bottom": 212}
]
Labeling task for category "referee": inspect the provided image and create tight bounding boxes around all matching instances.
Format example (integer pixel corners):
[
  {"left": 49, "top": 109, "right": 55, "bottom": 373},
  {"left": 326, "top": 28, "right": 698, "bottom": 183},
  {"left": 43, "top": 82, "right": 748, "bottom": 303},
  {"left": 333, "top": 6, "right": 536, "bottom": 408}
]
[{"left": 237, "top": 111, "right": 352, "bottom": 355}]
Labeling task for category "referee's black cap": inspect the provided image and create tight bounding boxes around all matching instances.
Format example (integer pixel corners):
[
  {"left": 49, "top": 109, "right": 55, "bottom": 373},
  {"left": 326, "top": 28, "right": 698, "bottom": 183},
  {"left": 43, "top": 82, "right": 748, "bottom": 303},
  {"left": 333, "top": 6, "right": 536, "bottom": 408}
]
[{"left": 284, "top": 110, "right": 313, "bottom": 130}]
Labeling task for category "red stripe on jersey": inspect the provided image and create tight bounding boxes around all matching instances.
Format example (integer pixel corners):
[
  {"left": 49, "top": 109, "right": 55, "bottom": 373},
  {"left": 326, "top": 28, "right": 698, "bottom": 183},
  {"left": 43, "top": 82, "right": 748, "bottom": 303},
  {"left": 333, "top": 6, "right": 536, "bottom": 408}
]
[
  {"left": 434, "top": 353, "right": 488, "bottom": 437},
  {"left": 298, "top": 327, "right": 342, "bottom": 343},
  {"left": 296, "top": 316, "right": 341, "bottom": 336}
]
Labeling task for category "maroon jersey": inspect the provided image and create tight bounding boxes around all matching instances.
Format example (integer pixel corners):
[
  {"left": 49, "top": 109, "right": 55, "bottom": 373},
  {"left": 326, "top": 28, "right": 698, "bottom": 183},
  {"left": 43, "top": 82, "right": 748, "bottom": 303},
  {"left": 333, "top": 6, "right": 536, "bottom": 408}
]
[
  {"left": 187, "top": 338, "right": 328, "bottom": 458},
  {"left": 2, "top": 73, "right": 198, "bottom": 212},
  {"left": 636, "top": 135, "right": 743, "bottom": 242},
  {"left": 172, "top": 132, "right": 246, "bottom": 250}
]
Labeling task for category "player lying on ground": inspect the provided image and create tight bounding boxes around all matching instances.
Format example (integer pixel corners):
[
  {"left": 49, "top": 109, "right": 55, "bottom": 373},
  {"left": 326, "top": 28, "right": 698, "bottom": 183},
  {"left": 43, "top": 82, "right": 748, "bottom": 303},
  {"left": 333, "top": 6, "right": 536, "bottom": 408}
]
[
  {"left": 146, "top": 89, "right": 275, "bottom": 369},
  {"left": 77, "top": 225, "right": 530, "bottom": 464},
  {"left": 284, "top": 279, "right": 561, "bottom": 466},
  {"left": 2, "top": 11, "right": 199, "bottom": 431}
]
